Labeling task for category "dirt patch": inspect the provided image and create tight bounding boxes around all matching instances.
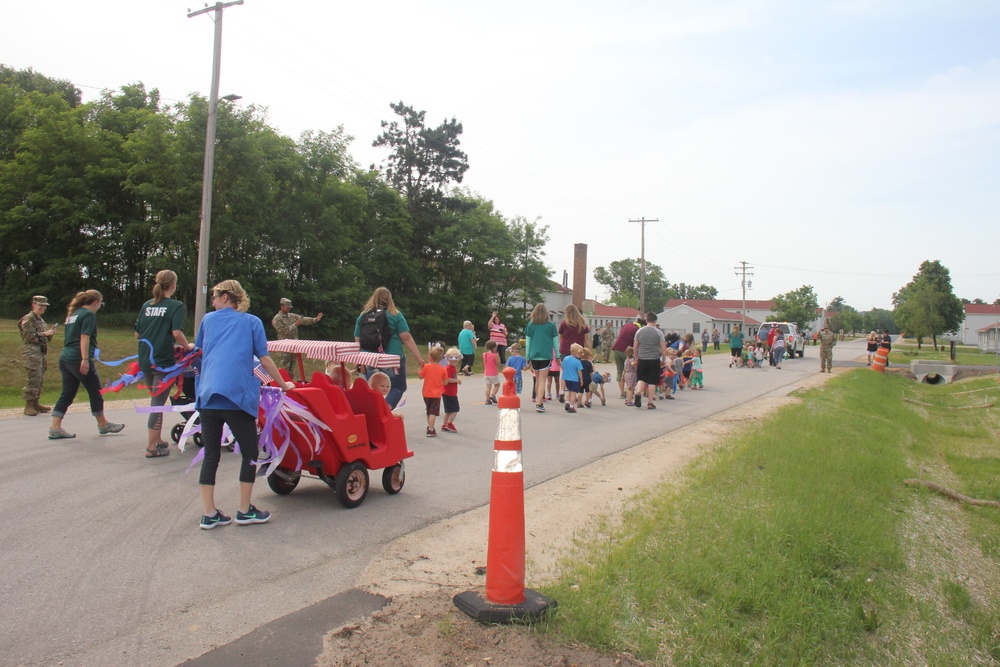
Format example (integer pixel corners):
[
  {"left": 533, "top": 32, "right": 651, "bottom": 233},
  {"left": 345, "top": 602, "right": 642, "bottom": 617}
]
[{"left": 317, "top": 372, "right": 834, "bottom": 666}]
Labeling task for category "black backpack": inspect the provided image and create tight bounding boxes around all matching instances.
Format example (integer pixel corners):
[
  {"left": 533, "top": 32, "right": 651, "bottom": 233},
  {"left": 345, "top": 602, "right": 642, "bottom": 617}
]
[{"left": 358, "top": 308, "right": 390, "bottom": 352}]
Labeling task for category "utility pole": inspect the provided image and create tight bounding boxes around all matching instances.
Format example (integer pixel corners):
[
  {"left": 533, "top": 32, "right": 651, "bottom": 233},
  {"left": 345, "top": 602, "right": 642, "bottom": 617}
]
[
  {"left": 734, "top": 261, "right": 754, "bottom": 330},
  {"left": 189, "top": 0, "right": 244, "bottom": 334},
  {"left": 630, "top": 217, "right": 658, "bottom": 314}
]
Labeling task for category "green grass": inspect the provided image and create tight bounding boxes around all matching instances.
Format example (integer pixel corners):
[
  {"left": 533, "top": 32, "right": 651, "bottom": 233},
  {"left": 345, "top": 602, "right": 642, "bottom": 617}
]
[
  {"left": 890, "top": 339, "right": 1000, "bottom": 367},
  {"left": 541, "top": 371, "right": 1000, "bottom": 665}
]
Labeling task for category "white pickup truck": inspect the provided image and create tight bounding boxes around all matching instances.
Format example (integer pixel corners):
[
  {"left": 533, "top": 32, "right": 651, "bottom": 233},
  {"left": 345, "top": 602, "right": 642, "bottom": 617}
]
[{"left": 756, "top": 322, "right": 805, "bottom": 358}]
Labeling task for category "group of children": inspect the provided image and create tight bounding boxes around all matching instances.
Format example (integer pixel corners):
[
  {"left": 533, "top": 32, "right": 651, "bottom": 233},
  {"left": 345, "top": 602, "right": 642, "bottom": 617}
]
[
  {"left": 411, "top": 335, "right": 715, "bottom": 435},
  {"left": 731, "top": 342, "right": 767, "bottom": 368},
  {"left": 621, "top": 344, "right": 704, "bottom": 406}
]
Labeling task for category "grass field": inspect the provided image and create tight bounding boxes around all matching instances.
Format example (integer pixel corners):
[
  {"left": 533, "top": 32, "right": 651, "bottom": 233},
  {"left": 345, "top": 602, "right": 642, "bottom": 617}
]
[{"left": 542, "top": 371, "right": 1000, "bottom": 665}]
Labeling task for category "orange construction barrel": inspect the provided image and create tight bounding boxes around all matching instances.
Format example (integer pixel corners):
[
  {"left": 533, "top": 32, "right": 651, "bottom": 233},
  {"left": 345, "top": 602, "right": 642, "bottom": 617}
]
[{"left": 872, "top": 346, "right": 888, "bottom": 373}]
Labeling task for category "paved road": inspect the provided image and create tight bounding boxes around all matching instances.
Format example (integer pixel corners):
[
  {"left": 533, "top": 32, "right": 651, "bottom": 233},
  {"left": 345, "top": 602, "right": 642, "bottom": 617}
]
[{"left": 0, "top": 339, "right": 867, "bottom": 666}]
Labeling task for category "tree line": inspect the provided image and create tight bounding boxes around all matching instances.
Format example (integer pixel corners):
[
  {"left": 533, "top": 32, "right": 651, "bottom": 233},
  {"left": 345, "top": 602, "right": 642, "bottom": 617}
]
[{"left": 0, "top": 66, "right": 551, "bottom": 340}]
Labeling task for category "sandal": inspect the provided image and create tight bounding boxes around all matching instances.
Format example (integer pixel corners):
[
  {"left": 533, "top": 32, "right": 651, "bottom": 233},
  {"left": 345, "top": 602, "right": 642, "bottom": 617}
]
[{"left": 145, "top": 443, "right": 170, "bottom": 458}]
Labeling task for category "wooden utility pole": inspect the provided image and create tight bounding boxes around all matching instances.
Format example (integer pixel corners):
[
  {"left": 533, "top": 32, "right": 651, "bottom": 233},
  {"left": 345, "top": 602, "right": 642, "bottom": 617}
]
[
  {"left": 630, "top": 217, "right": 658, "bottom": 314},
  {"left": 189, "top": 0, "right": 244, "bottom": 334},
  {"left": 733, "top": 261, "right": 754, "bottom": 330}
]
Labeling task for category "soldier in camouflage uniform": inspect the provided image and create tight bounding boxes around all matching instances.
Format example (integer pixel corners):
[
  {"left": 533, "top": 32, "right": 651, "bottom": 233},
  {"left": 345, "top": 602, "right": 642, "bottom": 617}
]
[
  {"left": 271, "top": 297, "right": 324, "bottom": 379},
  {"left": 818, "top": 323, "right": 836, "bottom": 373},
  {"left": 600, "top": 325, "right": 615, "bottom": 363},
  {"left": 20, "top": 295, "right": 57, "bottom": 416}
]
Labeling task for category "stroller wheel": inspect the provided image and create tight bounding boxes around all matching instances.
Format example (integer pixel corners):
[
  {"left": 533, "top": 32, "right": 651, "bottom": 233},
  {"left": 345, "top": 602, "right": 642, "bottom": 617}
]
[
  {"left": 193, "top": 431, "right": 203, "bottom": 447},
  {"left": 170, "top": 423, "right": 184, "bottom": 444}
]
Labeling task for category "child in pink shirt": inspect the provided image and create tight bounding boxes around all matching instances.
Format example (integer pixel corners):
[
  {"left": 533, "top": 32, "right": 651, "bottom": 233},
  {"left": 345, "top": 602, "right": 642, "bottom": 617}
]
[{"left": 483, "top": 340, "right": 501, "bottom": 405}]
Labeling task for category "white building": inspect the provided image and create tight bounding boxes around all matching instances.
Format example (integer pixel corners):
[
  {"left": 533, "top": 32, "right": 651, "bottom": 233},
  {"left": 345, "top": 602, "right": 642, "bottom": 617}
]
[
  {"left": 654, "top": 298, "right": 834, "bottom": 341},
  {"left": 960, "top": 304, "right": 1000, "bottom": 347}
]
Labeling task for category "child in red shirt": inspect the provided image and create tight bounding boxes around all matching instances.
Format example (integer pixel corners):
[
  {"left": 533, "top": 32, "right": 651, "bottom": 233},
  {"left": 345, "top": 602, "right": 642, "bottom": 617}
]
[
  {"left": 441, "top": 347, "right": 462, "bottom": 432},
  {"left": 418, "top": 346, "right": 448, "bottom": 437}
]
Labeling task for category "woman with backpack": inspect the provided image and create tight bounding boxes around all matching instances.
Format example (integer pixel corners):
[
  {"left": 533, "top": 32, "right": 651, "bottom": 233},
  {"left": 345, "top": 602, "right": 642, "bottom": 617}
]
[{"left": 354, "top": 287, "right": 425, "bottom": 409}]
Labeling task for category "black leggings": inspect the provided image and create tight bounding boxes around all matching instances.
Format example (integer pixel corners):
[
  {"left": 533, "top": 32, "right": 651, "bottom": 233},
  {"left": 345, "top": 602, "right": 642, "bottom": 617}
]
[
  {"left": 53, "top": 359, "right": 104, "bottom": 417},
  {"left": 198, "top": 408, "right": 260, "bottom": 485}
]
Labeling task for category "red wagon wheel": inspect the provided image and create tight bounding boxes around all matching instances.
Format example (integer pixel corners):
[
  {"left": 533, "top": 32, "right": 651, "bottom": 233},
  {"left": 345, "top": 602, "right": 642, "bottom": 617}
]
[{"left": 335, "top": 461, "right": 369, "bottom": 509}]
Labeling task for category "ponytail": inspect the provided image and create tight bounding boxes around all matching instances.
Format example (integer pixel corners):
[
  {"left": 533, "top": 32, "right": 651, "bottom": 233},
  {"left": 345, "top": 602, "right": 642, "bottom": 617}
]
[
  {"left": 151, "top": 269, "right": 177, "bottom": 305},
  {"left": 66, "top": 290, "right": 102, "bottom": 317}
]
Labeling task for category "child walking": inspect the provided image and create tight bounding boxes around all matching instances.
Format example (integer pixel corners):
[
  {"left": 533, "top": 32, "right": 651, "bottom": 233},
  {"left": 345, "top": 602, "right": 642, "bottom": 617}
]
[
  {"left": 483, "top": 340, "right": 501, "bottom": 405},
  {"left": 580, "top": 348, "right": 595, "bottom": 407},
  {"left": 418, "top": 346, "right": 448, "bottom": 437},
  {"left": 690, "top": 349, "right": 704, "bottom": 389},
  {"left": 441, "top": 347, "right": 462, "bottom": 432},
  {"left": 623, "top": 346, "right": 637, "bottom": 406},
  {"left": 505, "top": 344, "right": 527, "bottom": 394},
  {"left": 559, "top": 343, "right": 585, "bottom": 413},
  {"left": 547, "top": 353, "right": 561, "bottom": 402}
]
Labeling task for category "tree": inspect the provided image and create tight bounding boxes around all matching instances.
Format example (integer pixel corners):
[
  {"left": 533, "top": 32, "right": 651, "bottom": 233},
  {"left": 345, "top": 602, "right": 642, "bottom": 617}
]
[
  {"left": 674, "top": 283, "right": 718, "bottom": 301},
  {"left": 372, "top": 101, "right": 468, "bottom": 214},
  {"left": 593, "top": 258, "right": 674, "bottom": 311},
  {"left": 829, "top": 305, "right": 860, "bottom": 334},
  {"left": 771, "top": 286, "right": 818, "bottom": 331},
  {"left": 892, "top": 260, "right": 964, "bottom": 349}
]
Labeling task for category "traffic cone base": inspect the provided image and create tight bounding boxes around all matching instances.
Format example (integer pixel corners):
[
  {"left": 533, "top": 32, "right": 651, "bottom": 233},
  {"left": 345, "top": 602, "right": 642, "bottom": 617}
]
[{"left": 453, "top": 587, "right": 555, "bottom": 624}]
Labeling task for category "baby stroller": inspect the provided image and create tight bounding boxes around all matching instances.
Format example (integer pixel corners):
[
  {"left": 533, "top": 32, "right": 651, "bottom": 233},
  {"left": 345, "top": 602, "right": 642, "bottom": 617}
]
[{"left": 169, "top": 370, "right": 202, "bottom": 447}]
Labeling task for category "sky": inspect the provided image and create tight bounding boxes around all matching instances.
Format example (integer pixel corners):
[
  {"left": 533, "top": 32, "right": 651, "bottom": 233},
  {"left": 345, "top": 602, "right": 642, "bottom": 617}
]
[{"left": 3, "top": 0, "right": 999, "bottom": 311}]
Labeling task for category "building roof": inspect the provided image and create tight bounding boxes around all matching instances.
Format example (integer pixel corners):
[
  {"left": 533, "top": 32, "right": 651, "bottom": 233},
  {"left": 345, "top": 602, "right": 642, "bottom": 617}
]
[
  {"left": 591, "top": 303, "right": 641, "bottom": 318},
  {"left": 663, "top": 298, "right": 776, "bottom": 310},
  {"left": 978, "top": 323, "right": 1000, "bottom": 333},
  {"left": 544, "top": 278, "right": 573, "bottom": 294},
  {"left": 664, "top": 303, "right": 762, "bottom": 326},
  {"left": 965, "top": 304, "right": 1000, "bottom": 315}
]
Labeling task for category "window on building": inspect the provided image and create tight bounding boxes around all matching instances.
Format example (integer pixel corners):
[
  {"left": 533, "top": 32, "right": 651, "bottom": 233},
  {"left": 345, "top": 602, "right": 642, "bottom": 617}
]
[{"left": 692, "top": 323, "right": 701, "bottom": 333}]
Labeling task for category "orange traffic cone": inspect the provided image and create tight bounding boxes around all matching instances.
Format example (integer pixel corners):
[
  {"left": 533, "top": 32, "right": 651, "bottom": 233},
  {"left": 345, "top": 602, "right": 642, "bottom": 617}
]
[{"left": 454, "top": 367, "right": 554, "bottom": 622}]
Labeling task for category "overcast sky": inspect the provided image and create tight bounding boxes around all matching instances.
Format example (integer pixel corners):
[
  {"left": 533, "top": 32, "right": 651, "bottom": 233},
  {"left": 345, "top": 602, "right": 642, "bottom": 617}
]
[{"left": 4, "top": 0, "right": 998, "bottom": 310}]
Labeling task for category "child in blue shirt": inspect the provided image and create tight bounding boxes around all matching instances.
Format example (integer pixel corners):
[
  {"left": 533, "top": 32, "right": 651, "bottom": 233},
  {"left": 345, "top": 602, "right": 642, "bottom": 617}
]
[
  {"left": 505, "top": 343, "right": 527, "bottom": 394},
  {"left": 559, "top": 343, "right": 585, "bottom": 414}
]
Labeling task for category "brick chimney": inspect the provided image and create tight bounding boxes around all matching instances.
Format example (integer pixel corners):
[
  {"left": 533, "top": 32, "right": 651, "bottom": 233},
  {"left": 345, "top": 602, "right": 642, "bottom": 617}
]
[{"left": 573, "top": 243, "right": 587, "bottom": 310}]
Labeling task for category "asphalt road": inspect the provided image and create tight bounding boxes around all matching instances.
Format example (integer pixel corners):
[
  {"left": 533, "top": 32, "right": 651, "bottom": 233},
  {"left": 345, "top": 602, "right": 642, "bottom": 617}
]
[{"left": 0, "top": 339, "right": 867, "bottom": 666}]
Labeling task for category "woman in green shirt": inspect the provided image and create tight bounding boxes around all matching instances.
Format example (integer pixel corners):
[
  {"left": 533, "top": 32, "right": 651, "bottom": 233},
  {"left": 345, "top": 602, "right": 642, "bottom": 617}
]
[
  {"left": 136, "top": 270, "right": 193, "bottom": 458},
  {"left": 728, "top": 325, "right": 745, "bottom": 368},
  {"left": 523, "top": 303, "right": 558, "bottom": 413},
  {"left": 48, "top": 290, "right": 125, "bottom": 440}
]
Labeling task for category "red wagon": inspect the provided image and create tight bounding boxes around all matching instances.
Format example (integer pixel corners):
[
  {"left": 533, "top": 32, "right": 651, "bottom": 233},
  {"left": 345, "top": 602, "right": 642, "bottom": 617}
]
[{"left": 262, "top": 340, "right": 413, "bottom": 509}]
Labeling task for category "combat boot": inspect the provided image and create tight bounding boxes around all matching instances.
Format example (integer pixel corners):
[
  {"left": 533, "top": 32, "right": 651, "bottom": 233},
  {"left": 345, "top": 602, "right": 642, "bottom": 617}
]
[
  {"left": 23, "top": 401, "right": 38, "bottom": 417},
  {"left": 34, "top": 400, "right": 52, "bottom": 413}
]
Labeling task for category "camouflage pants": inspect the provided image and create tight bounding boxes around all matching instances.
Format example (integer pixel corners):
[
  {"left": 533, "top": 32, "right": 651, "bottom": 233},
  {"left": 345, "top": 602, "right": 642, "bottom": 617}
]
[
  {"left": 820, "top": 348, "right": 833, "bottom": 371},
  {"left": 273, "top": 351, "right": 296, "bottom": 379},
  {"left": 22, "top": 351, "right": 47, "bottom": 401}
]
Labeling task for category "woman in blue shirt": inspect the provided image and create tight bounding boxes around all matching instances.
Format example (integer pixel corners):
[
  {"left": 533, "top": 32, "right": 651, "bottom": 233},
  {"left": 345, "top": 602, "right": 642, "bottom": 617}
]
[{"left": 195, "top": 280, "right": 294, "bottom": 530}]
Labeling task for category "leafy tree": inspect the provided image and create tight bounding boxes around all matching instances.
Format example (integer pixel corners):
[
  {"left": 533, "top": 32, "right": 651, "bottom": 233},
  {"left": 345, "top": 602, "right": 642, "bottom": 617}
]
[
  {"left": 372, "top": 101, "right": 468, "bottom": 214},
  {"left": 829, "top": 305, "right": 860, "bottom": 334},
  {"left": 674, "top": 283, "right": 718, "bottom": 301},
  {"left": 827, "top": 296, "right": 847, "bottom": 312},
  {"left": 593, "top": 258, "right": 674, "bottom": 311},
  {"left": 892, "top": 260, "right": 964, "bottom": 349},
  {"left": 861, "top": 308, "right": 896, "bottom": 335},
  {"left": 771, "top": 285, "right": 818, "bottom": 331}
]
